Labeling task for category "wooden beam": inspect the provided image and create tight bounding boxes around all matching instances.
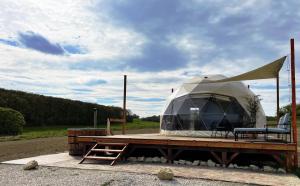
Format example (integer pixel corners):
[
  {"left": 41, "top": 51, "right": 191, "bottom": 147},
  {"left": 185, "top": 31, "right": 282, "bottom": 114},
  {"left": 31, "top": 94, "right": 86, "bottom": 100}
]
[
  {"left": 122, "top": 75, "right": 127, "bottom": 135},
  {"left": 290, "top": 38, "right": 298, "bottom": 167},
  {"left": 158, "top": 148, "right": 168, "bottom": 159},
  {"left": 173, "top": 149, "right": 183, "bottom": 160},
  {"left": 272, "top": 154, "right": 284, "bottom": 167},
  {"left": 210, "top": 151, "right": 223, "bottom": 164},
  {"left": 226, "top": 152, "right": 239, "bottom": 165},
  {"left": 276, "top": 74, "right": 280, "bottom": 123}
]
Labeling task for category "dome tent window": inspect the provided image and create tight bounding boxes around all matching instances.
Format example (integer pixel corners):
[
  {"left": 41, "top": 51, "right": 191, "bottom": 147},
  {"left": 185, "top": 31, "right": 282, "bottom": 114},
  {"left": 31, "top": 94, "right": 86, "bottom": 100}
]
[{"left": 160, "top": 75, "right": 266, "bottom": 137}]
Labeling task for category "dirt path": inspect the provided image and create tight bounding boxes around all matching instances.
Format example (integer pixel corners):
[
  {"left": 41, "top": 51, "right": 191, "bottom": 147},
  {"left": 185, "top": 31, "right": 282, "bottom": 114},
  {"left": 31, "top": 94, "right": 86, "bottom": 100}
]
[
  {"left": 0, "top": 128, "right": 159, "bottom": 162},
  {"left": 0, "top": 137, "right": 68, "bottom": 162}
]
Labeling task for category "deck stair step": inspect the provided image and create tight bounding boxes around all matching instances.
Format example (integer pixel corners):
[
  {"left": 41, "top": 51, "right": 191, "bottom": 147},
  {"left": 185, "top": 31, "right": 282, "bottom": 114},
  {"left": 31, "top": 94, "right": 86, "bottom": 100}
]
[
  {"left": 84, "top": 156, "right": 116, "bottom": 161},
  {"left": 95, "top": 143, "right": 127, "bottom": 146},
  {"left": 79, "top": 142, "right": 129, "bottom": 166},
  {"left": 91, "top": 149, "right": 122, "bottom": 153}
]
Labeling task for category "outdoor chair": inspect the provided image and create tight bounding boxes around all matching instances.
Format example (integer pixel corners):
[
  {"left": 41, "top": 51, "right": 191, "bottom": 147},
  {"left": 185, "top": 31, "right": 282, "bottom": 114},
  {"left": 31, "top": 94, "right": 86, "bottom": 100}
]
[
  {"left": 211, "top": 117, "right": 233, "bottom": 138},
  {"left": 234, "top": 113, "right": 291, "bottom": 142}
]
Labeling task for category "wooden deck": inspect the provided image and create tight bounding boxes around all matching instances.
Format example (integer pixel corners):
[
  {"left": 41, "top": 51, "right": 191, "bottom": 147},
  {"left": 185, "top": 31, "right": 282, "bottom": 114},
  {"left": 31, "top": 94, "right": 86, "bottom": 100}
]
[
  {"left": 68, "top": 133, "right": 298, "bottom": 171},
  {"left": 75, "top": 133, "right": 296, "bottom": 151}
]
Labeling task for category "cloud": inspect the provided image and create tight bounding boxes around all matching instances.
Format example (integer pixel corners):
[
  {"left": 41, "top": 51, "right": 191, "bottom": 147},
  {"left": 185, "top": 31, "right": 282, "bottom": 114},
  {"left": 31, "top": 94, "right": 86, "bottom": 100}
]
[
  {"left": 0, "top": 38, "right": 19, "bottom": 47},
  {"left": 96, "top": 0, "right": 300, "bottom": 72},
  {"left": 18, "top": 31, "right": 65, "bottom": 55},
  {"left": 0, "top": 0, "right": 300, "bottom": 117},
  {"left": 63, "top": 44, "right": 86, "bottom": 54},
  {"left": 85, "top": 79, "right": 107, "bottom": 86},
  {"left": 126, "top": 42, "right": 187, "bottom": 71},
  {"left": 72, "top": 88, "right": 92, "bottom": 93},
  {"left": 129, "top": 97, "right": 165, "bottom": 102}
]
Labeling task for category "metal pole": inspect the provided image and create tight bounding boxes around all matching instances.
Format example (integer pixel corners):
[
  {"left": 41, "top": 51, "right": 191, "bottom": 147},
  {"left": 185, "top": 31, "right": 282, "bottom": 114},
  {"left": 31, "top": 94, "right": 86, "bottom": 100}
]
[
  {"left": 122, "top": 75, "right": 127, "bottom": 135},
  {"left": 276, "top": 74, "right": 280, "bottom": 123},
  {"left": 93, "top": 108, "right": 97, "bottom": 128},
  {"left": 290, "top": 38, "right": 298, "bottom": 167}
]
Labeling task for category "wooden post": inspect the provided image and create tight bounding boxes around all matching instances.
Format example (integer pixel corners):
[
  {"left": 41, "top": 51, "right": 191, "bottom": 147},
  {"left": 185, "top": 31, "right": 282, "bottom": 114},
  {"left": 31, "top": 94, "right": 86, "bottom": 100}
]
[
  {"left": 276, "top": 74, "right": 280, "bottom": 123},
  {"left": 122, "top": 75, "right": 127, "bottom": 135},
  {"left": 167, "top": 148, "right": 173, "bottom": 163},
  {"left": 221, "top": 152, "right": 227, "bottom": 166},
  {"left": 290, "top": 38, "right": 298, "bottom": 167},
  {"left": 106, "top": 118, "right": 111, "bottom": 135},
  {"left": 93, "top": 108, "right": 97, "bottom": 128}
]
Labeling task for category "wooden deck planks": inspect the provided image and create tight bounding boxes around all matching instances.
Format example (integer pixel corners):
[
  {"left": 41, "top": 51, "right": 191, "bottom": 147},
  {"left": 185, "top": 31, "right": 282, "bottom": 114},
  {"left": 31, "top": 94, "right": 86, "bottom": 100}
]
[{"left": 76, "top": 133, "right": 296, "bottom": 151}]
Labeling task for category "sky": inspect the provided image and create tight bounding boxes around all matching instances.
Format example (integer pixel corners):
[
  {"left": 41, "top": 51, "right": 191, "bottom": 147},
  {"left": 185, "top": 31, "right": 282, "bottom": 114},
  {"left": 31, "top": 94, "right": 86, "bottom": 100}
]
[{"left": 0, "top": 0, "right": 299, "bottom": 117}]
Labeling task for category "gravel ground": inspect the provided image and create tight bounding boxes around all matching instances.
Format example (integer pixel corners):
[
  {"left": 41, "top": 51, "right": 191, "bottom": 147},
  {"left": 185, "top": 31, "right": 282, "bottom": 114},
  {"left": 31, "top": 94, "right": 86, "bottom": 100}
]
[{"left": 0, "top": 164, "right": 250, "bottom": 186}]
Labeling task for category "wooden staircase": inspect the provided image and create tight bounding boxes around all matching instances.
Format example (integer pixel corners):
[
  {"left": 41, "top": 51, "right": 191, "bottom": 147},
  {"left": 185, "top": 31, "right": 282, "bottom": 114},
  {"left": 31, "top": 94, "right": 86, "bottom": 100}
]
[{"left": 79, "top": 142, "right": 128, "bottom": 166}]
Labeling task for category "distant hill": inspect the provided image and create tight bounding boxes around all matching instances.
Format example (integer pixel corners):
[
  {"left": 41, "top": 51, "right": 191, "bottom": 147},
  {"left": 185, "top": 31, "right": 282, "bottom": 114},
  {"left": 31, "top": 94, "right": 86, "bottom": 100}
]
[{"left": 0, "top": 88, "right": 122, "bottom": 126}]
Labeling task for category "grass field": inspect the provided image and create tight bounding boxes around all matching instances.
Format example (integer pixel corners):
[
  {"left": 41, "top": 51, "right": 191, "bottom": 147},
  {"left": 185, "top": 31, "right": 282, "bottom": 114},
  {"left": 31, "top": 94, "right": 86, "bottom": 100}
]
[
  {"left": 1, "top": 118, "right": 299, "bottom": 142},
  {"left": 0, "top": 119, "right": 159, "bottom": 142}
]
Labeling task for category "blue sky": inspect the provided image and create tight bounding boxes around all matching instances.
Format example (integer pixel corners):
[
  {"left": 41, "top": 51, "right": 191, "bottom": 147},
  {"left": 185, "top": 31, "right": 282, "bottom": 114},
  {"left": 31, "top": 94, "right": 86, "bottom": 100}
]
[{"left": 0, "top": 0, "right": 299, "bottom": 117}]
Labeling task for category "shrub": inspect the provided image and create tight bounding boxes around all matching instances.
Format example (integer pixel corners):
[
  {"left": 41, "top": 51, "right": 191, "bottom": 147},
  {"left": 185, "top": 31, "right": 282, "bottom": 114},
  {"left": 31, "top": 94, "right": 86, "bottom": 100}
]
[{"left": 0, "top": 107, "right": 25, "bottom": 135}]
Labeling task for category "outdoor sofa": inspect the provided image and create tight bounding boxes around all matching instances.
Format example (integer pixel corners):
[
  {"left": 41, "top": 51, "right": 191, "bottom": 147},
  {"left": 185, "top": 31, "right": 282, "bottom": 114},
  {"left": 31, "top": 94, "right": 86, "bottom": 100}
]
[{"left": 234, "top": 113, "right": 291, "bottom": 142}]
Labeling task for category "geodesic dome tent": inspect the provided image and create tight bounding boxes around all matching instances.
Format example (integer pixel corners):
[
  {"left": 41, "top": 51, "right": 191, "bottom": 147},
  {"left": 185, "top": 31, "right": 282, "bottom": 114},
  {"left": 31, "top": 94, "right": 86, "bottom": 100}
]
[{"left": 160, "top": 75, "right": 266, "bottom": 137}]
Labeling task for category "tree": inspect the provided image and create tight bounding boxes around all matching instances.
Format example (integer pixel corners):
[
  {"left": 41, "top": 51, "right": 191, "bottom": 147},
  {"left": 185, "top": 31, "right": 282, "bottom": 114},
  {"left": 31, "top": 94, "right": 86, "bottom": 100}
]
[
  {"left": 245, "top": 95, "right": 261, "bottom": 124},
  {"left": 278, "top": 103, "right": 300, "bottom": 117}
]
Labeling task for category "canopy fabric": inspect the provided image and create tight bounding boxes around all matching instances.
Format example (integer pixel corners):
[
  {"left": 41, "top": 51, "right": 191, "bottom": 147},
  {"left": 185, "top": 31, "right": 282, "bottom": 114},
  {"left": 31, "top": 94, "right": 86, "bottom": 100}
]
[{"left": 211, "top": 56, "right": 287, "bottom": 83}]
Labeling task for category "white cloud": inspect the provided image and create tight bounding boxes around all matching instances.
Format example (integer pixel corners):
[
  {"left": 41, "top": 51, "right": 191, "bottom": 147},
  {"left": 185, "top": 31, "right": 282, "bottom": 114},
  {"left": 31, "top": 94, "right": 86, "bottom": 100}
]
[
  {"left": 0, "top": 0, "right": 299, "bottom": 118},
  {"left": 168, "top": 33, "right": 216, "bottom": 62},
  {"left": 0, "top": 0, "right": 146, "bottom": 60}
]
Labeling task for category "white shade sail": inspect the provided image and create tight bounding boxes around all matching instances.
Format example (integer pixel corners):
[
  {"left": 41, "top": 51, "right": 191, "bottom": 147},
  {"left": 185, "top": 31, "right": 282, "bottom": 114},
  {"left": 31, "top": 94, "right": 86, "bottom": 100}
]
[{"left": 211, "top": 56, "right": 287, "bottom": 83}]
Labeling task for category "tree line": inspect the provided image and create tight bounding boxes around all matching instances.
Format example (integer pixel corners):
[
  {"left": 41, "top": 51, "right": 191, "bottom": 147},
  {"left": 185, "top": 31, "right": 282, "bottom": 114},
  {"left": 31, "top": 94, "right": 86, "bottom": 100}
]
[
  {"left": 278, "top": 104, "right": 300, "bottom": 117},
  {"left": 0, "top": 88, "right": 123, "bottom": 126}
]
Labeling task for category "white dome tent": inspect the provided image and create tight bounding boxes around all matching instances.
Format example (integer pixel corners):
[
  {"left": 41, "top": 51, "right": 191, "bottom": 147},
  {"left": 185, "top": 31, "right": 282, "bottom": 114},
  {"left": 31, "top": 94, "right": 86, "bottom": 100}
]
[
  {"left": 160, "top": 75, "right": 266, "bottom": 137},
  {"left": 160, "top": 56, "right": 287, "bottom": 137}
]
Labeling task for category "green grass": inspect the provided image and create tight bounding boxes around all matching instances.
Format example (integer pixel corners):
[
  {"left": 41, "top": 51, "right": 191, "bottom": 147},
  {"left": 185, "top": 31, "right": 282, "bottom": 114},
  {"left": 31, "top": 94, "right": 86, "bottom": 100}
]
[
  {"left": 0, "top": 119, "right": 159, "bottom": 142},
  {"left": 110, "top": 119, "right": 159, "bottom": 130},
  {"left": 1, "top": 117, "right": 298, "bottom": 142},
  {"left": 0, "top": 126, "right": 70, "bottom": 142}
]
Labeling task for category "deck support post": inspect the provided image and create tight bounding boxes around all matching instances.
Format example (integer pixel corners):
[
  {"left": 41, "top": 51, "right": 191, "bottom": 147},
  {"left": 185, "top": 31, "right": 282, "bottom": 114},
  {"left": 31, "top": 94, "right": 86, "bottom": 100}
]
[
  {"left": 211, "top": 151, "right": 239, "bottom": 167},
  {"left": 285, "top": 152, "right": 294, "bottom": 171},
  {"left": 167, "top": 148, "right": 173, "bottom": 163},
  {"left": 222, "top": 152, "right": 227, "bottom": 166}
]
